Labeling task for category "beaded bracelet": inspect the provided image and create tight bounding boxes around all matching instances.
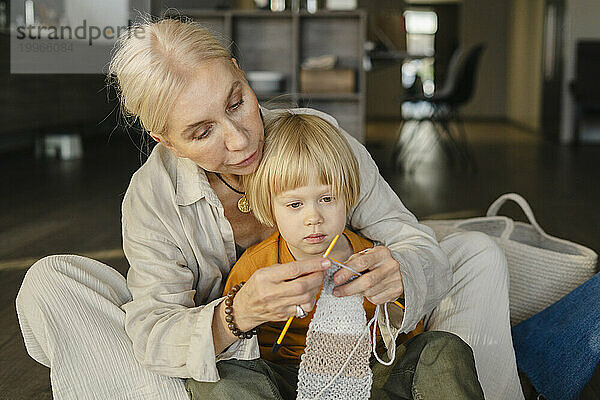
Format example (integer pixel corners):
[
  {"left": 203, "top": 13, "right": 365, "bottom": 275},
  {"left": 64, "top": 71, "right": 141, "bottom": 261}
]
[{"left": 225, "top": 282, "right": 259, "bottom": 339}]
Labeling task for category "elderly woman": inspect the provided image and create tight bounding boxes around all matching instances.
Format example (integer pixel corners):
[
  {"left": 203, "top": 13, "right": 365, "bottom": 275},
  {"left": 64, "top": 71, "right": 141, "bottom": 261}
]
[{"left": 16, "top": 18, "right": 523, "bottom": 400}]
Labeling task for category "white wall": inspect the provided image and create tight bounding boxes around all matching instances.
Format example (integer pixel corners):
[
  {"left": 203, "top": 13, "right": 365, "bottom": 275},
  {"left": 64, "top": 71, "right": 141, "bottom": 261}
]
[
  {"left": 561, "top": 0, "right": 600, "bottom": 143},
  {"left": 62, "top": 0, "right": 151, "bottom": 32}
]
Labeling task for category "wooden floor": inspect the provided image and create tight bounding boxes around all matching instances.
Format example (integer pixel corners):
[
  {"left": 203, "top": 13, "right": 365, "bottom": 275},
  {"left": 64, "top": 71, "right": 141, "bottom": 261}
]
[{"left": 1, "top": 121, "right": 599, "bottom": 399}]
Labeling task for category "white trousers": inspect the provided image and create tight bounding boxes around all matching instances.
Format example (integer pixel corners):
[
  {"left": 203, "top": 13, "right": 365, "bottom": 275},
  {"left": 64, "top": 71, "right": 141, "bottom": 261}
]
[{"left": 16, "top": 231, "right": 524, "bottom": 400}]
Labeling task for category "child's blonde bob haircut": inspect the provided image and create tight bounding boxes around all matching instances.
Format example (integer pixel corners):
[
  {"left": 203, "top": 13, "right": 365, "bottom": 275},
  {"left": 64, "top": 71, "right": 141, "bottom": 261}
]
[{"left": 244, "top": 112, "right": 360, "bottom": 227}]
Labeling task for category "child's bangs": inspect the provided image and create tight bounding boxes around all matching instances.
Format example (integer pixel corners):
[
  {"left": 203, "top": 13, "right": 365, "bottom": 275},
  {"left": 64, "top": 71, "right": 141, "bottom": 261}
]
[{"left": 267, "top": 135, "right": 346, "bottom": 200}]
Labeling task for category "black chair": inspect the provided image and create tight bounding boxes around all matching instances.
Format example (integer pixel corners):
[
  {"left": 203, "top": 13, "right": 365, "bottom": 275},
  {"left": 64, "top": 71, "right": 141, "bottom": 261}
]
[{"left": 392, "top": 44, "right": 485, "bottom": 172}]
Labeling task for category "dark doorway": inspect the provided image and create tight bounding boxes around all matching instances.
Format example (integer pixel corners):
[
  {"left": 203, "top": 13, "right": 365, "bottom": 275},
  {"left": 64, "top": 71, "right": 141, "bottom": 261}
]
[{"left": 540, "top": 0, "right": 565, "bottom": 142}]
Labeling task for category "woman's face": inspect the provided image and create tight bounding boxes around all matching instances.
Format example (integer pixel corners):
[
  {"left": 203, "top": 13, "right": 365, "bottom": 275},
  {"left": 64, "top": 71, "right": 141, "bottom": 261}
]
[{"left": 157, "top": 58, "right": 264, "bottom": 176}]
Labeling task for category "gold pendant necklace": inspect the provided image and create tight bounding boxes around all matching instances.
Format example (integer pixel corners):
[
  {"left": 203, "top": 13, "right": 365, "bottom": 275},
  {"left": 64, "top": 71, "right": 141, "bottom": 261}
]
[
  {"left": 215, "top": 173, "right": 252, "bottom": 213},
  {"left": 237, "top": 196, "right": 251, "bottom": 213}
]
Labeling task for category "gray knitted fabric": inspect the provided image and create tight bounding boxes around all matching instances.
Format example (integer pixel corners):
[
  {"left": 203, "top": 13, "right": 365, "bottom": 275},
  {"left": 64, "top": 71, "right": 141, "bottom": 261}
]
[{"left": 296, "top": 268, "right": 373, "bottom": 400}]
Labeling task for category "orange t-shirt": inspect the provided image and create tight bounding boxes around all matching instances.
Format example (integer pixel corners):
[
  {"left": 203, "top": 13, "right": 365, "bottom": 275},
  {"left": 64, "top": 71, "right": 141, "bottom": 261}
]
[{"left": 223, "top": 229, "right": 423, "bottom": 364}]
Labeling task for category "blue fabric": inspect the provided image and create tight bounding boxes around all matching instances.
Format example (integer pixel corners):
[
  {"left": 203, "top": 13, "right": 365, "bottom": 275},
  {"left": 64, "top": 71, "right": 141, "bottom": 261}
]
[{"left": 512, "top": 272, "right": 600, "bottom": 400}]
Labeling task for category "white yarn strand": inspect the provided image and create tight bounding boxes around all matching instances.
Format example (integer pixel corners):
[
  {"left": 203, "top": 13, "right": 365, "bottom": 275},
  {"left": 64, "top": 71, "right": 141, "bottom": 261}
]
[{"left": 371, "top": 303, "right": 396, "bottom": 366}]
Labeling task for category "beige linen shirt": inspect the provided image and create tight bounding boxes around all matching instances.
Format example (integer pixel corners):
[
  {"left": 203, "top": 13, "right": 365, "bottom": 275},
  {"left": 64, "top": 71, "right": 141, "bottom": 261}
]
[{"left": 121, "top": 107, "right": 452, "bottom": 382}]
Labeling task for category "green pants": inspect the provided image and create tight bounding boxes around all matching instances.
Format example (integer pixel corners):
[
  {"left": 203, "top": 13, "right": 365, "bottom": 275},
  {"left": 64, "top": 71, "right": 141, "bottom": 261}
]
[{"left": 186, "top": 331, "right": 484, "bottom": 400}]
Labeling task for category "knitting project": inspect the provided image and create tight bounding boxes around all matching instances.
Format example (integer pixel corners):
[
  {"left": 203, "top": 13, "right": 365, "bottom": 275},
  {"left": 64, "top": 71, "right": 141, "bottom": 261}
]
[{"left": 296, "top": 267, "right": 373, "bottom": 400}]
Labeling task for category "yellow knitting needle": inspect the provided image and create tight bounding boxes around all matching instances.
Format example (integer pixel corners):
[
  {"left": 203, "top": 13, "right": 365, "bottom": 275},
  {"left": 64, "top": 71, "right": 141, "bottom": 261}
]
[
  {"left": 329, "top": 257, "right": 405, "bottom": 310},
  {"left": 272, "top": 234, "right": 340, "bottom": 353}
]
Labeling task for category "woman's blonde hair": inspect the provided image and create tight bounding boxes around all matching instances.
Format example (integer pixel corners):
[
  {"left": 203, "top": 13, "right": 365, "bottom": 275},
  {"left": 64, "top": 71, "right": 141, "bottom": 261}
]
[
  {"left": 244, "top": 112, "right": 360, "bottom": 227},
  {"left": 108, "top": 17, "right": 232, "bottom": 136}
]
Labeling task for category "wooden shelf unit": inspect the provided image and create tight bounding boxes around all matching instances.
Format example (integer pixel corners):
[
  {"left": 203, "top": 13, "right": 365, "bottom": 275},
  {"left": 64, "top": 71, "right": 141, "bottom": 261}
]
[{"left": 173, "top": 9, "right": 367, "bottom": 142}]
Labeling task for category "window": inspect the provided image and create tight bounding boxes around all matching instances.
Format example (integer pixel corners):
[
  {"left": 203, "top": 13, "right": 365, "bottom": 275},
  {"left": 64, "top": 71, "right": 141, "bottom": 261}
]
[{"left": 402, "top": 10, "right": 437, "bottom": 97}]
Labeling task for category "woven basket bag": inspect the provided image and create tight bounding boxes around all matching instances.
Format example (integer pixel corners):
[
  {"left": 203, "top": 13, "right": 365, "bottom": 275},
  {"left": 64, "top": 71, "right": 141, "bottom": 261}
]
[{"left": 423, "top": 193, "right": 598, "bottom": 326}]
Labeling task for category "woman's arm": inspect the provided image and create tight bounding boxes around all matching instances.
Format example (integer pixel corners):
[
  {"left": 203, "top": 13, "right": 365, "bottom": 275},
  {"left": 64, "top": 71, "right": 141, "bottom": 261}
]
[
  {"left": 341, "top": 127, "right": 452, "bottom": 331},
  {"left": 212, "top": 300, "right": 244, "bottom": 354},
  {"left": 123, "top": 201, "right": 329, "bottom": 380},
  {"left": 122, "top": 146, "right": 330, "bottom": 381},
  {"left": 120, "top": 152, "right": 248, "bottom": 381},
  {"left": 122, "top": 228, "right": 232, "bottom": 382}
]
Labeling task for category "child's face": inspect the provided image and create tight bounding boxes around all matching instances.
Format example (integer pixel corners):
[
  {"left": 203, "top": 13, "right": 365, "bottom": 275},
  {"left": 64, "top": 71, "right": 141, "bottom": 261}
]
[{"left": 272, "top": 173, "right": 347, "bottom": 260}]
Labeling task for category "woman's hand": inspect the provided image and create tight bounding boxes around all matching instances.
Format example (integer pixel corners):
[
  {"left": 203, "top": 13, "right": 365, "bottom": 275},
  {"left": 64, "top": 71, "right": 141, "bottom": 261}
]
[
  {"left": 332, "top": 246, "right": 404, "bottom": 305},
  {"left": 233, "top": 258, "right": 331, "bottom": 331}
]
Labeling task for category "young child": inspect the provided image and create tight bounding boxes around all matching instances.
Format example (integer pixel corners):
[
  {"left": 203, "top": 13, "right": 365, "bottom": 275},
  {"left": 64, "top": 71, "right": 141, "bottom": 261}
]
[
  {"left": 187, "top": 112, "right": 484, "bottom": 399},
  {"left": 224, "top": 112, "right": 423, "bottom": 364}
]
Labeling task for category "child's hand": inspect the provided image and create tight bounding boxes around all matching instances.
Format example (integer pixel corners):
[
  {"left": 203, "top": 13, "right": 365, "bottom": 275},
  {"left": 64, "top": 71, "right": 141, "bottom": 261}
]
[{"left": 331, "top": 246, "right": 404, "bottom": 305}]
